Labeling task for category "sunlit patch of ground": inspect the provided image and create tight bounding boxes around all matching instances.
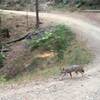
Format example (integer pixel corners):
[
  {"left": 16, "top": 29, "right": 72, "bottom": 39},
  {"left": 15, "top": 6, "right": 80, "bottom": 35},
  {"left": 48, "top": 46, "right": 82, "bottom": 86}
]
[{"left": 36, "top": 52, "right": 55, "bottom": 59}]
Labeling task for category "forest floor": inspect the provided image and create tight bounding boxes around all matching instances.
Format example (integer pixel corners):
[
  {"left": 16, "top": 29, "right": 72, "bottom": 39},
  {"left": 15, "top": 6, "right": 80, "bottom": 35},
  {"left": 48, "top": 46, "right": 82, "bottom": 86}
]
[{"left": 0, "top": 9, "right": 100, "bottom": 100}]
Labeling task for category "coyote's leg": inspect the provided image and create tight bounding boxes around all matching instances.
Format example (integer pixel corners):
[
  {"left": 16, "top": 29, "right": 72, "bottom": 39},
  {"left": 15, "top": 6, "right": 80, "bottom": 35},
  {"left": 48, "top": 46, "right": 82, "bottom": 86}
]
[
  {"left": 75, "top": 71, "right": 78, "bottom": 75},
  {"left": 61, "top": 72, "right": 67, "bottom": 80},
  {"left": 80, "top": 71, "right": 84, "bottom": 77},
  {"left": 81, "top": 72, "right": 84, "bottom": 77},
  {"left": 69, "top": 72, "right": 72, "bottom": 79}
]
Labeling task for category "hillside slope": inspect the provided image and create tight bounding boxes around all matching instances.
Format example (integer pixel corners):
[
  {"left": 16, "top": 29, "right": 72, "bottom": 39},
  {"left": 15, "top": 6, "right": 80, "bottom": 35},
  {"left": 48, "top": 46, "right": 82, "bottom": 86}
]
[{"left": 0, "top": 10, "right": 100, "bottom": 100}]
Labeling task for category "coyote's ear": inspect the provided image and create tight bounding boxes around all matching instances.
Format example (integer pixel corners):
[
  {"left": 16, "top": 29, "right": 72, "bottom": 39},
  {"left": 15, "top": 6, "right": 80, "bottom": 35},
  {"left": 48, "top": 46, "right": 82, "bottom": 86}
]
[
  {"left": 62, "top": 68, "right": 65, "bottom": 71},
  {"left": 61, "top": 68, "right": 64, "bottom": 72}
]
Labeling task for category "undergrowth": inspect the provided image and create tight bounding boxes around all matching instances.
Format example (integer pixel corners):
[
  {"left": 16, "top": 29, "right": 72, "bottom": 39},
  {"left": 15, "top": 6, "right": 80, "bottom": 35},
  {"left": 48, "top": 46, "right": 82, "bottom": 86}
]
[
  {"left": 28, "top": 25, "right": 75, "bottom": 61},
  {"left": 0, "top": 24, "right": 93, "bottom": 83},
  {"left": 0, "top": 52, "right": 5, "bottom": 68}
]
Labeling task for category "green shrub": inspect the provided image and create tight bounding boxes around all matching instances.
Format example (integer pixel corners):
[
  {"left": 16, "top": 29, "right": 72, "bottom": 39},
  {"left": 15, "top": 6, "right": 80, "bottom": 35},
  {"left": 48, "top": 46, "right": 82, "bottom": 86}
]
[
  {"left": 0, "top": 75, "right": 7, "bottom": 82},
  {"left": 0, "top": 43, "right": 2, "bottom": 49},
  {"left": 66, "top": 45, "right": 92, "bottom": 65},
  {"left": 0, "top": 43, "right": 4, "bottom": 68},
  {"left": 0, "top": 53, "right": 5, "bottom": 68},
  {"left": 28, "top": 25, "right": 75, "bottom": 61}
]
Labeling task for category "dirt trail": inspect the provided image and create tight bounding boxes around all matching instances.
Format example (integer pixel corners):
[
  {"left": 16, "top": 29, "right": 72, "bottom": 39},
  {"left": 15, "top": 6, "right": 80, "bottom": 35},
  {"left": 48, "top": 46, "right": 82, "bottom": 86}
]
[{"left": 0, "top": 9, "right": 100, "bottom": 100}]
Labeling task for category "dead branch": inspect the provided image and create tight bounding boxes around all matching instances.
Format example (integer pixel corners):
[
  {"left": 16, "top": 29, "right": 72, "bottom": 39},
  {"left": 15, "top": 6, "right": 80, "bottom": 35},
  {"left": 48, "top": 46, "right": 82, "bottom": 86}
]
[{"left": 0, "top": 48, "right": 10, "bottom": 52}]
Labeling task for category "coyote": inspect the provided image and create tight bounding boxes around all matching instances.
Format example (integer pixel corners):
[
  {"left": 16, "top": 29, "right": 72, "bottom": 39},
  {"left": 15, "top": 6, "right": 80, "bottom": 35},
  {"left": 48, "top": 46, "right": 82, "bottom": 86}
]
[{"left": 61, "top": 65, "right": 85, "bottom": 79}]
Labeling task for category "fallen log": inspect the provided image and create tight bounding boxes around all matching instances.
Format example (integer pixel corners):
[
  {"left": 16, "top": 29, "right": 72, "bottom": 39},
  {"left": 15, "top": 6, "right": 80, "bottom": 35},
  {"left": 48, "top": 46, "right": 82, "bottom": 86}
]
[
  {"left": 5, "top": 33, "right": 30, "bottom": 44},
  {"left": 0, "top": 48, "right": 10, "bottom": 52},
  {"left": 80, "top": 10, "right": 100, "bottom": 13},
  {"left": 1, "top": 30, "right": 44, "bottom": 45},
  {"left": 2, "top": 31, "right": 35, "bottom": 44}
]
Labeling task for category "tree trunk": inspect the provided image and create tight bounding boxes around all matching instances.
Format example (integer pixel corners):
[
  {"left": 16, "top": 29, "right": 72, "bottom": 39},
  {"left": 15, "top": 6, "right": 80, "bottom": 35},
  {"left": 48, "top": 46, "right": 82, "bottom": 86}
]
[{"left": 35, "top": 0, "right": 39, "bottom": 29}]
